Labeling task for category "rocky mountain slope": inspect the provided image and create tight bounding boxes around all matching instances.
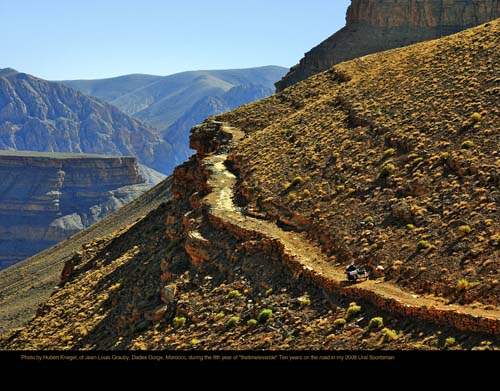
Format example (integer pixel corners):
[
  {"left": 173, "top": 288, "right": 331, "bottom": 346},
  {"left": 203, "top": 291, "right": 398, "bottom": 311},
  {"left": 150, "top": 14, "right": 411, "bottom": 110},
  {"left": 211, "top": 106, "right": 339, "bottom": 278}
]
[
  {"left": 276, "top": 0, "right": 500, "bottom": 90},
  {"left": 0, "top": 151, "right": 152, "bottom": 270},
  {"left": 0, "top": 177, "right": 171, "bottom": 335},
  {"left": 0, "top": 70, "right": 173, "bottom": 173},
  {"left": 63, "top": 67, "right": 287, "bottom": 165},
  {"left": 2, "top": 20, "right": 500, "bottom": 350}
]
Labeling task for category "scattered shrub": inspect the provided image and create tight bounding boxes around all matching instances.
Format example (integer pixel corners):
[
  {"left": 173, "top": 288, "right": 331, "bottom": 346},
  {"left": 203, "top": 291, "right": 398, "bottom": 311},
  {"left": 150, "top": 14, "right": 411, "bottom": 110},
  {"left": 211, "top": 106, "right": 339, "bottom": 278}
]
[
  {"left": 287, "top": 192, "right": 297, "bottom": 202},
  {"left": 382, "top": 328, "right": 398, "bottom": 343},
  {"left": 298, "top": 296, "right": 311, "bottom": 307},
  {"left": 173, "top": 317, "right": 186, "bottom": 328},
  {"left": 258, "top": 309, "right": 273, "bottom": 323},
  {"left": 190, "top": 338, "right": 201, "bottom": 346},
  {"left": 383, "top": 148, "right": 396, "bottom": 158},
  {"left": 292, "top": 176, "right": 304, "bottom": 185},
  {"left": 368, "top": 317, "right": 384, "bottom": 330},
  {"left": 265, "top": 288, "right": 273, "bottom": 297},
  {"left": 109, "top": 283, "right": 121, "bottom": 292},
  {"left": 247, "top": 319, "right": 258, "bottom": 327},
  {"left": 456, "top": 279, "right": 470, "bottom": 292},
  {"left": 444, "top": 337, "right": 456, "bottom": 348},
  {"left": 227, "top": 290, "right": 241, "bottom": 299},
  {"left": 461, "top": 140, "right": 474, "bottom": 149},
  {"left": 346, "top": 305, "right": 362, "bottom": 320},
  {"left": 333, "top": 318, "right": 346, "bottom": 327},
  {"left": 470, "top": 112, "right": 482, "bottom": 123},
  {"left": 214, "top": 312, "right": 225, "bottom": 321},
  {"left": 226, "top": 316, "right": 240, "bottom": 327},
  {"left": 458, "top": 225, "right": 472, "bottom": 236},
  {"left": 417, "top": 240, "right": 431, "bottom": 250},
  {"left": 380, "top": 163, "right": 396, "bottom": 179}
]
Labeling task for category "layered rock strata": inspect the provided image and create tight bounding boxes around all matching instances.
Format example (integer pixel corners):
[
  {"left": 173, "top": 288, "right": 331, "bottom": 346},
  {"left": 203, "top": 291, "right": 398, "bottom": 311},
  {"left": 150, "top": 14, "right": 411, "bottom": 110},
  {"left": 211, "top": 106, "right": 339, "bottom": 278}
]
[
  {"left": 276, "top": 0, "right": 500, "bottom": 90},
  {"left": 0, "top": 151, "right": 150, "bottom": 268}
]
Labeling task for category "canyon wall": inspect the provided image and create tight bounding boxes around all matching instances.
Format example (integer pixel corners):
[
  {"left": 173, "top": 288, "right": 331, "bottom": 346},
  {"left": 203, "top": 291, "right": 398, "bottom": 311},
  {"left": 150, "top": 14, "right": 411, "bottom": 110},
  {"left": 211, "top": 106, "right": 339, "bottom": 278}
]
[
  {"left": 276, "top": 0, "right": 500, "bottom": 90},
  {"left": 0, "top": 151, "right": 151, "bottom": 269}
]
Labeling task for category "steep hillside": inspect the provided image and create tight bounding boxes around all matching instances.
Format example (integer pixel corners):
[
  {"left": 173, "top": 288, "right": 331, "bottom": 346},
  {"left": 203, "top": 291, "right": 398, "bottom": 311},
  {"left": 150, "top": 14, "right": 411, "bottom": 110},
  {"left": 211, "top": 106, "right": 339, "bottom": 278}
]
[
  {"left": 63, "top": 67, "right": 287, "bottom": 165},
  {"left": 0, "top": 70, "right": 174, "bottom": 173},
  {"left": 0, "top": 151, "right": 152, "bottom": 269},
  {"left": 276, "top": 0, "right": 500, "bottom": 90},
  {"left": 3, "top": 21, "right": 500, "bottom": 351},
  {"left": 222, "top": 19, "right": 500, "bottom": 307},
  {"left": 0, "top": 177, "right": 171, "bottom": 335}
]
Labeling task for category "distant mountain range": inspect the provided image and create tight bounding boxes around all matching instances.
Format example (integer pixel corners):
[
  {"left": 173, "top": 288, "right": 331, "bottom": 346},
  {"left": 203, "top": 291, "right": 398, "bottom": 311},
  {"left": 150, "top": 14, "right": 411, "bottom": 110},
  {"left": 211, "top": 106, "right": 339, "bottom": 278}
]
[
  {"left": 62, "top": 66, "right": 287, "bottom": 164},
  {"left": 0, "top": 66, "right": 285, "bottom": 176},
  {"left": 0, "top": 69, "right": 173, "bottom": 173}
]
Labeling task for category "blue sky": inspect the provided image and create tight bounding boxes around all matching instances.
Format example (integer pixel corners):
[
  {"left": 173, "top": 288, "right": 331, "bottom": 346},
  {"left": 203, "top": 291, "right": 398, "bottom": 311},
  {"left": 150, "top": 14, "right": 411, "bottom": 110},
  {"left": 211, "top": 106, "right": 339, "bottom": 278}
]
[{"left": 0, "top": 0, "right": 350, "bottom": 80}]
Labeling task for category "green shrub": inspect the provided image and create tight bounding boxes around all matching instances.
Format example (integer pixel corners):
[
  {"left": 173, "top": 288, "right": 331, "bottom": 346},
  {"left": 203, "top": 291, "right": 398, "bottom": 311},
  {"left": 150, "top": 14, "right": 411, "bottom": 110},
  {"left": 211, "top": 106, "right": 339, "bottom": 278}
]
[
  {"left": 417, "top": 240, "right": 431, "bottom": 250},
  {"left": 333, "top": 318, "right": 346, "bottom": 327},
  {"left": 190, "top": 338, "right": 201, "bottom": 346},
  {"left": 379, "top": 163, "right": 396, "bottom": 179},
  {"left": 214, "top": 312, "right": 225, "bottom": 321},
  {"left": 258, "top": 309, "right": 273, "bottom": 323},
  {"left": 291, "top": 176, "right": 304, "bottom": 186},
  {"left": 444, "top": 337, "right": 456, "bottom": 348},
  {"left": 382, "top": 328, "right": 398, "bottom": 343},
  {"left": 226, "top": 316, "right": 240, "bottom": 327},
  {"left": 298, "top": 295, "right": 311, "bottom": 307},
  {"left": 173, "top": 317, "right": 187, "bottom": 328},
  {"left": 265, "top": 288, "right": 273, "bottom": 297},
  {"left": 461, "top": 140, "right": 474, "bottom": 149},
  {"left": 109, "top": 283, "right": 121, "bottom": 292},
  {"left": 346, "top": 305, "right": 362, "bottom": 320},
  {"left": 247, "top": 319, "right": 258, "bottom": 327},
  {"left": 383, "top": 148, "right": 396, "bottom": 158},
  {"left": 456, "top": 279, "right": 470, "bottom": 292},
  {"left": 458, "top": 225, "right": 472, "bottom": 236},
  {"left": 227, "top": 290, "right": 241, "bottom": 299},
  {"left": 470, "top": 112, "right": 482, "bottom": 123},
  {"left": 368, "top": 317, "right": 384, "bottom": 330}
]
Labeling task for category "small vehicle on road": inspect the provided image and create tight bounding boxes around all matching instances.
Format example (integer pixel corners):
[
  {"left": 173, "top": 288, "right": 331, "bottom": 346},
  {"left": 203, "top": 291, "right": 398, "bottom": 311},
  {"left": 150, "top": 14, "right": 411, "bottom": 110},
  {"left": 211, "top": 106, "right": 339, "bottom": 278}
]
[{"left": 345, "top": 262, "right": 369, "bottom": 282}]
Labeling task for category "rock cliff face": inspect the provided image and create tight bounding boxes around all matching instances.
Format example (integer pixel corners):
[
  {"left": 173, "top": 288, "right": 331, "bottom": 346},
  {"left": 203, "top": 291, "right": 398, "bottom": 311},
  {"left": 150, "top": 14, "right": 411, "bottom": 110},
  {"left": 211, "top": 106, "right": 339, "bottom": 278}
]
[
  {"left": 276, "top": 0, "right": 500, "bottom": 90},
  {"left": 0, "top": 151, "right": 151, "bottom": 269},
  {"left": 0, "top": 70, "right": 173, "bottom": 173}
]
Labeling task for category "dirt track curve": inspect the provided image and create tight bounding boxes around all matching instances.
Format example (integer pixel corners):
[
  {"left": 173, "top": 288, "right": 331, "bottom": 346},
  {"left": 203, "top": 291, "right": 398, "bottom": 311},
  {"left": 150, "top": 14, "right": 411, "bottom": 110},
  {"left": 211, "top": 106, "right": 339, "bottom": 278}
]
[
  {"left": 202, "top": 123, "right": 500, "bottom": 334},
  {"left": 0, "top": 177, "right": 172, "bottom": 335}
]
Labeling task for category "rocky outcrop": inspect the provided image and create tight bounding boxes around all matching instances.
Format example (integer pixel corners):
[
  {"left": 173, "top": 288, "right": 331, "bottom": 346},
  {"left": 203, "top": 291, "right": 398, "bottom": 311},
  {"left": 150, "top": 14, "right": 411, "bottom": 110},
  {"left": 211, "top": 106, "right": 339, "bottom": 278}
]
[
  {"left": 0, "top": 70, "right": 174, "bottom": 173},
  {"left": 276, "top": 0, "right": 500, "bottom": 90},
  {"left": 0, "top": 151, "right": 151, "bottom": 269},
  {"left": 164, "top": 84, "right": 275, "bottom": 165}
]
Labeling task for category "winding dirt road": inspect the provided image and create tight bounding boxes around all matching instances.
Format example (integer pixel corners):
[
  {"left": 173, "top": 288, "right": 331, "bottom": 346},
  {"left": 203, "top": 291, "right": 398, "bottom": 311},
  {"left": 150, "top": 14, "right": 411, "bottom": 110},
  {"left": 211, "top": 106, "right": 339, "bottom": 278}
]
[{"left": 201, "top": 123, "right": 500, "bottom": 334}]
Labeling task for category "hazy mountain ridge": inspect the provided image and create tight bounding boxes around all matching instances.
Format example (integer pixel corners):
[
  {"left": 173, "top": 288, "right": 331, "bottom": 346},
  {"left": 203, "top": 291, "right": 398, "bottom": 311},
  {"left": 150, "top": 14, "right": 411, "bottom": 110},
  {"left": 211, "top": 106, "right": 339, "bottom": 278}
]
[
  {"left": 0, "top": 70, "right": 174, "bottom": 173},
  {"left": 63, "top": 66, "right": 287, "bottom": 164}
]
